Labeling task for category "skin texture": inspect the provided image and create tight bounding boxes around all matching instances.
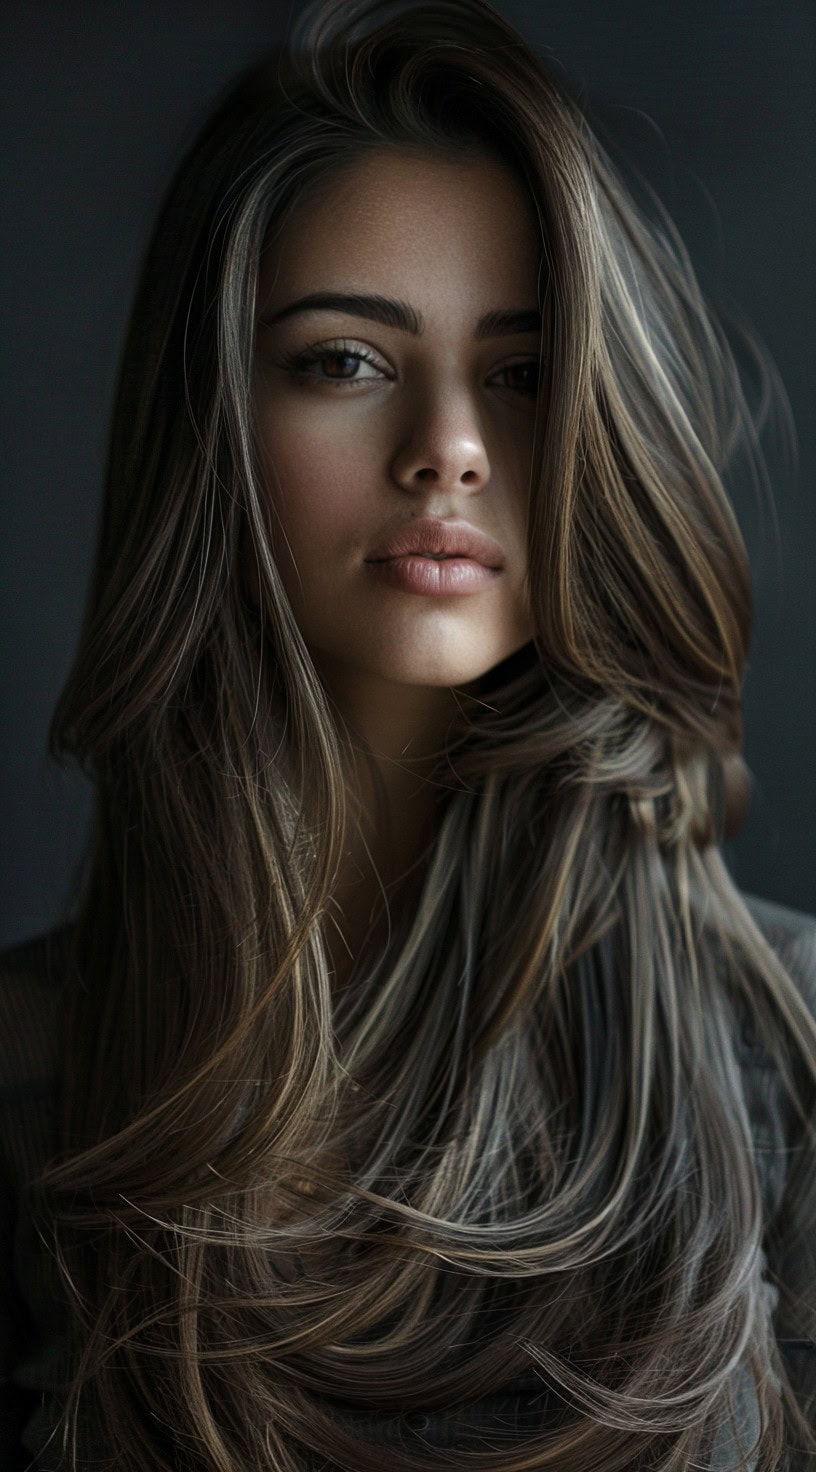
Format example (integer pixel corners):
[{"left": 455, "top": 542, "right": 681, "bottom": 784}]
[{"left": 250, "top": 147, "right": 542, "bottom": 983}]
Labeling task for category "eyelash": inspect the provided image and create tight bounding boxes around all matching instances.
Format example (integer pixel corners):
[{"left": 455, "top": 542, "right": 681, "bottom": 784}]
[{"left": 277, "top": 340, "right": 540, "bottom": 395}]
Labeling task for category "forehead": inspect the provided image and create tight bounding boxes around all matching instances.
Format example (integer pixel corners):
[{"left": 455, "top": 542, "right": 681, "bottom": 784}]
[{"left": 257, "top": 147, "right": 543, "bottom": 319}]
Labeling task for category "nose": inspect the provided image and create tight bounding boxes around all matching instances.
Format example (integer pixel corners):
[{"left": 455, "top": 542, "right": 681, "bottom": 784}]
[{"left": 389, "top": 391, "right": 490, "bottom": 496}]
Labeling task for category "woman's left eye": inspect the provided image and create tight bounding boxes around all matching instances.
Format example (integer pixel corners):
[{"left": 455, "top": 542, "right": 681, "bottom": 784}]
[{"left": 490, "top": 361, "right": 540, "bottom": 396}]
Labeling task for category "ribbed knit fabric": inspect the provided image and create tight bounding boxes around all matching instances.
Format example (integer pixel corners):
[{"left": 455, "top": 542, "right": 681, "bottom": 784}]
[{"left": 1, "top": 893, "right": 815, "bottom": 1469}]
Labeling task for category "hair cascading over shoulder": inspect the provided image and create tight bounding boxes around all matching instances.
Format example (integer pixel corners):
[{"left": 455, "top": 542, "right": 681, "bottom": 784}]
[{"left": 38, "top": 0, "right": 816, "bottom": 1466}]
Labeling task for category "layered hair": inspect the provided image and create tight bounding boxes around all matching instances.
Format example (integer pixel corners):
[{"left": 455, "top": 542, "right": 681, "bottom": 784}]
[{"left": 37, "top": 0, "right": 816, "bottom": 1467}]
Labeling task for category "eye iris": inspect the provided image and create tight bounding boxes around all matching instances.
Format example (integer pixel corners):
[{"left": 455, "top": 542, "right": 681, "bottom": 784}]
[
  {"left": 509, "top": 363, "right": 538, "bottom": 391},
  {"left": 323, "top": 352, "right": 359, "bottom": 378}
]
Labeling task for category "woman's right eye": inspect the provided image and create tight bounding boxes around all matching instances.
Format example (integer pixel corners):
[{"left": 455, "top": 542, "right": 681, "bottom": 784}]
[{"left": 278, "top": 342, "right": 388, "bottom": 388}]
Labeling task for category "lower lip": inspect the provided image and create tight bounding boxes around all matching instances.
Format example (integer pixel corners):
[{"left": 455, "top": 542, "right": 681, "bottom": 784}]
[{"left": 365, "top": 555, "right": 500, "bottom": 596}]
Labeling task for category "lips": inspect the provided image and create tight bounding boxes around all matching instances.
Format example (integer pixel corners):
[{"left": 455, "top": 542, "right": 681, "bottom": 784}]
[{"left": 365, "top": 517, "right": 505, "bottom": 569}]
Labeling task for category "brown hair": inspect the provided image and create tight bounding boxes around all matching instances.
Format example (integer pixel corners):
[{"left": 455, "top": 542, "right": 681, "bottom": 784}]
[{"left": 38, "top": 0, "right": 816, "bottom": 1466}]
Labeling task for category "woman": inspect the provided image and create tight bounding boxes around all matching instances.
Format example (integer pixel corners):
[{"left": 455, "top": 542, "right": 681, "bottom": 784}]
[{"left": 1, "top": 0, "right": 815, "bottom": 1467}]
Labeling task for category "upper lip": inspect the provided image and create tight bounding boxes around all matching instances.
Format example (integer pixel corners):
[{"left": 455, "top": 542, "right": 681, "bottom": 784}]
[{"left": 365, "top": 518, "right": 505, "bottom": 569}]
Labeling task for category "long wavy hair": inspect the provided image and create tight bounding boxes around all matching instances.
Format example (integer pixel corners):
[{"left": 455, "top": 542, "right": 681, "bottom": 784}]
[{"left": 35, "top": 0, "right": 816, "bottom": 1467}]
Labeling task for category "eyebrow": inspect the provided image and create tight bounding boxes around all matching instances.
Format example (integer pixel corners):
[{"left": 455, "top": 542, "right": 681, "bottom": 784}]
[{"left": 258, "top": 292, "right": 542, "bottom": 340}]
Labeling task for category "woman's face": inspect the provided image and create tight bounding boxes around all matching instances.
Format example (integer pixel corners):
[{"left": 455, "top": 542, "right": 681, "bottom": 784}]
[{"left": 251, "top": 146, "right": 540, "bottom": 725}]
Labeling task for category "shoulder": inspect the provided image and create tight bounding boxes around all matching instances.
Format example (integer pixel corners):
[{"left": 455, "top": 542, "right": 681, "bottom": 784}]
[
  {"left": 0, "top": 923, "right": 72, "bottom": 1106},
  {"left": 738, "top": 897, "right": 816, "bottom": 1382},
  {"left": 741, "top": 890, "right": 816, "bottom": 954},
  {"left": 740, "top": 891, "right": 816, "bottom": 1015}
]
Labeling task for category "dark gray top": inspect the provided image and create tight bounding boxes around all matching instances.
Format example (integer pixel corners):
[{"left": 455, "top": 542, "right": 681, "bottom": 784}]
[{"left": 1, "top": 891, "right": 815, "bottom": 1468}]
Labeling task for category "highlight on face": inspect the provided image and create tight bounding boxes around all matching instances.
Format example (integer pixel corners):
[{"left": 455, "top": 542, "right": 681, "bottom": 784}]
[{"left": 249, "top": 146, "right": 539, "bottom": 707}]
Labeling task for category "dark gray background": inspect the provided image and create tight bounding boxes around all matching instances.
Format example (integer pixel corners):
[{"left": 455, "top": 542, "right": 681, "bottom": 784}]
[{"left": 1, "top": 0, "right": 814, "bottom": 948}]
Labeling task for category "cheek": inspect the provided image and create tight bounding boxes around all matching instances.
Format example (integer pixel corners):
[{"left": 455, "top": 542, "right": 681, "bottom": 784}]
[{"left": 256, "top": 410, "right": 371, "bottom": 560}]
